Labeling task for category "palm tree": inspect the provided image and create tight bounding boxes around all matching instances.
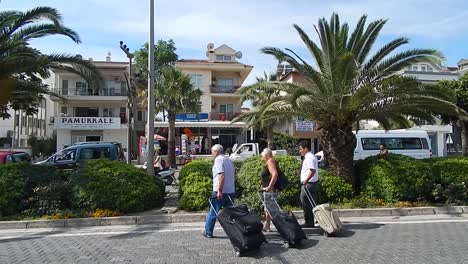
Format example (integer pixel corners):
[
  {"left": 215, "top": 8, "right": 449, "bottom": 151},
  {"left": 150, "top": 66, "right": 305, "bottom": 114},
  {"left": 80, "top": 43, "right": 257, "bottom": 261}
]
[
  {"left": 234, "top": 72, "right": 285, "bottom": 149},
  {"left": 0, "top": 6, "right": 102, "bottom": 118},
  {"left": 249, "top": 13, "right": 463, "bottom": 183},
  {"left": 154, "top": 67, "right": 203, "bottom": 168}
]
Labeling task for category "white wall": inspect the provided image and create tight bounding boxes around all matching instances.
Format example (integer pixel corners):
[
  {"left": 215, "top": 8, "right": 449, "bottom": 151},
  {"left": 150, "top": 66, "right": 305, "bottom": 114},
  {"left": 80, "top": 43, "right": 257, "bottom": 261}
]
[
  {"left": 56, "top": 130, "right": 71, "bottom": 150},
  {"left": 103, "top": 129, "right": 127, "bottom": 149}
]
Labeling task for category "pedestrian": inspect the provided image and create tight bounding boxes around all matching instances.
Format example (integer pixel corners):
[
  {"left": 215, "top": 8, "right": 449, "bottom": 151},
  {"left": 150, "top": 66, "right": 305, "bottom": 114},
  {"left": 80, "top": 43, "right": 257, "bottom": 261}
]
[
  {"left": 378, "top": 143, "right": 388, "bottom": 156},
  {"left": 298, "top": 140, "right": 319, "bottom": 227},
  {"left": 260, "top": 148, "right": 280, "bottom": 232},
  {"left": 202, "top": 144, "right": 236, "bottom": 238},
  {"left": 153, "top": 151, "right": 162, "bottom": 174}
]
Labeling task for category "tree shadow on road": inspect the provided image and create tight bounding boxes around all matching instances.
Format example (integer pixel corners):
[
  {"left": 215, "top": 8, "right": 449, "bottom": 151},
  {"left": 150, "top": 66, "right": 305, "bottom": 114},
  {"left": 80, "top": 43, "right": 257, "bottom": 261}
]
[
  {"left": 0, "top": 230, "right": 66, "bottom": 244},
  {"left": 107, "top": 223, "right": 172, "bottom": 239}
]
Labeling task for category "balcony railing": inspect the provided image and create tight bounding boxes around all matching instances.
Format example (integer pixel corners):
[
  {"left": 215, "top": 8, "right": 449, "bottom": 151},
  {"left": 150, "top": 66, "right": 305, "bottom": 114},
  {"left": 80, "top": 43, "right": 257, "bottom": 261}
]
[
  {"left": 50, "top": 88, "right": 128, "bottom": 96},
  {"left": 210, "top": 85, "right": 240, "bottom": 94},
  {"left": 210, "top": 112, "right": 240, "bottom": 121}
]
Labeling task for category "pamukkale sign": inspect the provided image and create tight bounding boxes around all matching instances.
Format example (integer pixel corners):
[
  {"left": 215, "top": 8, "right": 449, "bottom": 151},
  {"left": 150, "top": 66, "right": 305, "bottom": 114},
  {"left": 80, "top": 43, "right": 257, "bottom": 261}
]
[{"left": 55, "top": 117, "right": 121, "bottom": 130}]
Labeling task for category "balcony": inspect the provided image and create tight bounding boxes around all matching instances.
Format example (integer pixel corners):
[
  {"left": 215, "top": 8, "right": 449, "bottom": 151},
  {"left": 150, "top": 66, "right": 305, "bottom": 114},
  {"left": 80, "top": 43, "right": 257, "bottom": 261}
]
[
  {"left": 210, "top": 112, "right": 240, "bottom": 121},
  {"left": 210, "top": 85, "right": 240, "bottom": 94},
  {"left": 49, "top": 88, "right": 128, "bottom": 100}
]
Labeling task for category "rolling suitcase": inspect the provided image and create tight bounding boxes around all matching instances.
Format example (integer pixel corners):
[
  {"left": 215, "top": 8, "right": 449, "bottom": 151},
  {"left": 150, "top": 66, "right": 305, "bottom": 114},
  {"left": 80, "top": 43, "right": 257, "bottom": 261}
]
[
  {"left": 302, "top": 185, "right": 343, "bottom": 237},
  {"left": 261, "top": 192, "right": 307, "bottom": 247},
  {"left": 209, "top": 196, "right": 265, "bottom": 256}
]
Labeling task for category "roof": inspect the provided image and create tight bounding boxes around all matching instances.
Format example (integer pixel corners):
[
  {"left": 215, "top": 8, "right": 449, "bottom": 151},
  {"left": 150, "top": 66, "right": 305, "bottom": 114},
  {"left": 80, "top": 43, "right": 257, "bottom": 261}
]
[
  {"left": 447, "top": 66, "right": 459, "bottom": 71},
  {"left": 153, "top": 121, "right": 247, "bottom": 128},
  {"left": 177, "top": 59, "right": 253, "bottom": 67}
]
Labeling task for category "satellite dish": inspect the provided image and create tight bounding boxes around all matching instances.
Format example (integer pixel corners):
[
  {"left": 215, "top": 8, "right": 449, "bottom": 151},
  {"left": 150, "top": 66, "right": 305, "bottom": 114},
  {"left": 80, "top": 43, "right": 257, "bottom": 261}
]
[
  {"left": 206, "top": 51, "right": 210, "bottom": 58},
  {"left": 235, "top": 51, "right": 243, "bottom": 59},
  {"left": 207, "top": 43, "right": 215, "bottom": 50}
]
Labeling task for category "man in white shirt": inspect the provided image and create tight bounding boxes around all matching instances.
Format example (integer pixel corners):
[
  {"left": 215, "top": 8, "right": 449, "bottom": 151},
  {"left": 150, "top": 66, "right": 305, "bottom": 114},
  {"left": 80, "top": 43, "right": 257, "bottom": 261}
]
[
  {"left": 203, "top": 144, "right": 236, "bottom": 238},
  {"left": 299, "top": 140, "right": 319, "bottom": 227}
]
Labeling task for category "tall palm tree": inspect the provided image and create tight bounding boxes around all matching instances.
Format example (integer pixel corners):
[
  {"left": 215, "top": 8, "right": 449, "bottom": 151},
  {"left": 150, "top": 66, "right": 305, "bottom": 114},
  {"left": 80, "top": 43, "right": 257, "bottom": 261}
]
[
  {"left": 250, "top": 13, "right": 463, "bottom": 183},
  {"left": 0, "top": 6, "right": 102, "bottom": 118},
  {"left": 154, "top": 67, "right": 203, "bottom": 168},
  {"left": 234, "top": 72, "right": 285, "bottom": 149}
]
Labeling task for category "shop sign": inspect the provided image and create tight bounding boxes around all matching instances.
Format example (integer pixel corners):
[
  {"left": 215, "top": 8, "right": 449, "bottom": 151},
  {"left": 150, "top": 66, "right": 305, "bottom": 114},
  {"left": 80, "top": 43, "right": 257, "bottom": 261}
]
[
  {"left": 176, "top": 113, "right": 209, "bottom": 122},
  {"left": 295, "top": 120, "right": 314, "bottom": 132},
  {"left": 55, "top": 117, "right": 121, "bottom": 130}
]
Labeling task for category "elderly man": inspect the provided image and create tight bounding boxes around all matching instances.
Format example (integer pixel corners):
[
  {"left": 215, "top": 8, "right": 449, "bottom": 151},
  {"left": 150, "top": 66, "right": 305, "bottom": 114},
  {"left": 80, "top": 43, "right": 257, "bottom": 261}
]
[{"left": 202, "top": 144, "right": 236, "bottom": 238}]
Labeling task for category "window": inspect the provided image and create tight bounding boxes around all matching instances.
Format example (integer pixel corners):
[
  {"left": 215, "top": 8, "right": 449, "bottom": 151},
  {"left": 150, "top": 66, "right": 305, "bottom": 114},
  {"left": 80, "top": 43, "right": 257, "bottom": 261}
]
[
  {"left": 421, "top": 138, "right": 430, "bottom": 149},
  {"left": 421, "top": 65, "right": 427, "bottom": 72},
  {"left": 79, "top": 147, "right": 111, "bottom": 160},
  {"left": 120, "top": 81, "right": 127, "bottom": 95},
  {"left": 216, "top": 55, "right": 232, "bottom": 61},
  {"left": 55, "top": 149, "right": 76, "bottom": 162},
  {"left": 426, "top": 65, "right": 433, "bottom": 72},
  {"left": 13, "top": 153, "right": 31, "bottom": 163},
  {"left": 361, "top": 137, "right": 423, "bottom": 150},
  {"left": 75, "top": 81, "right": 87, "bottom": 95},
  {"left": 14, "top": 114, "right": 19, "bottom": 126},
  {"left": 75, "top": 107, "right": 99, "bottom": 117},
  {"left": 412, "top": 65, "right": 419, "bottom": 71},
  {"left": 62, "top": 80, "right": 68, "bottom": 95},
  {"left": 61, "top": 107, "right": 68, "bottom": 116},
  {"left": 103, "top": 108, "right": 114, "bottom": 117},
  {"left": 190, "top": 74, "right": 203, "bottom": 87},
  {"left": 218, "top": 79, "right": 234, "bottom": 92},
  {"left": 137, "top": 110, "right": 143, "bottom": 121},
  {"left": 220, "top": 104, "right": 234, "bottom": 113}
]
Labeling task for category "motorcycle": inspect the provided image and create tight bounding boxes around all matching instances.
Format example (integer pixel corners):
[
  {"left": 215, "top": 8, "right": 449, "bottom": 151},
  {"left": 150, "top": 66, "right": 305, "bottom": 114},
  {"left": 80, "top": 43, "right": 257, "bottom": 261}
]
[{"left": 142, "top": 162, "right": 176, "bottom": 186}]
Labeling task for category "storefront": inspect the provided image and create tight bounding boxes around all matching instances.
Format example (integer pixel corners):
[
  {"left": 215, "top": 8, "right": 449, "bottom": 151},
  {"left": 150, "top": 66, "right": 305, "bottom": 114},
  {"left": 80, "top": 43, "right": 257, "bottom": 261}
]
[{"left": 54, "top": 116, "right": 127, "bottom": 150}]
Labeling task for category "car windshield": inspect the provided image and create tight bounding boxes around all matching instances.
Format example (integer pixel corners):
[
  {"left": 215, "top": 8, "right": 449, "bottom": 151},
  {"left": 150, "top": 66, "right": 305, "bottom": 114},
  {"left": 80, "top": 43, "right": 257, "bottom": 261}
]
[{"left": 13, "top": 153, "right": 31, "bottom": 162}]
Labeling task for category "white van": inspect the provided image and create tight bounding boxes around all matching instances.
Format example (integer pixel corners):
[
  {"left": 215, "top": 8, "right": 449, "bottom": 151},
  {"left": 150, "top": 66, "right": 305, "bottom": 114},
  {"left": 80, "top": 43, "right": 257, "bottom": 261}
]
[{"left": 316, "top": 129, "right": 432, "bottom": 161}]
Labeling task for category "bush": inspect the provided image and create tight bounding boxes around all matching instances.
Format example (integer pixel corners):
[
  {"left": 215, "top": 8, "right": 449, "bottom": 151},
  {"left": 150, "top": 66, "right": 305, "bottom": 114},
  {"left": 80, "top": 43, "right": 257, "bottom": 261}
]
[
  {"left": 319, "top": 170, "right": 353, "bottom": 203},
  {"left": 178, "top": 159, "right": 212, "bottom": 197},
  {"left": 0, "top": 164, "right": 25, "bottom": 216},
  {"left": 76, "top": 160, "right": 165, "bottom": 213},
  {"left": 429, "top": 157, "right": 468, "bottom": 204},
  {"left": 178, "top": 172, "right": 212, "bottom": 211},
  {"left": 361, "top": 154, "right": 434, "bottom": 202},
  {"left": 237, "top": 155, "right": 302, "bottom": 210},
  {"left": 273, "top": 132, "right": 300, "bottom": 155}
]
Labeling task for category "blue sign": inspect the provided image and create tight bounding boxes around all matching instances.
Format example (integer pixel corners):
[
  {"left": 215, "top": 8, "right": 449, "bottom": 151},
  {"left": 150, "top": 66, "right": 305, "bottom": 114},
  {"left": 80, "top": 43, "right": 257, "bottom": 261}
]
[{"left": 176, "top": 113, "right": 209, "bottom": 122}]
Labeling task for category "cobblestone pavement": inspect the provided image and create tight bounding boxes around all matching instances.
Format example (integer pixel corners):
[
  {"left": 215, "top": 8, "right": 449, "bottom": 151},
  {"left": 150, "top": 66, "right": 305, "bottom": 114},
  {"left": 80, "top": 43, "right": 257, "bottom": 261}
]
[{"left": 1, "top": 215, "right": 468, "bottom": 264}]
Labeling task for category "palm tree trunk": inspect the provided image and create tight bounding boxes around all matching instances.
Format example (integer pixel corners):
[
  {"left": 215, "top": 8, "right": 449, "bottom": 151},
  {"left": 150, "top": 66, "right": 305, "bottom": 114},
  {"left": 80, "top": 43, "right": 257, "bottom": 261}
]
[
  {"left": 463, "top": 121, "right": 468, "bottom": 156},
  {"left": 168, "top": 113, "right": 177, "bottom": 168},
  {"left": 320, "top": 125, "right": 356, "bottom": 184},
  {"left": 266, "top": 127, "right": 274, "bottom": 149}
]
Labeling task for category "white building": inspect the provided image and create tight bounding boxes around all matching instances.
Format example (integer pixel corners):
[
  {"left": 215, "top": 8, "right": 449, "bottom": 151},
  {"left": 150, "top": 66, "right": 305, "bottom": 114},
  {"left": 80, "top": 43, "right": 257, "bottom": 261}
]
[
  {"left": 397, "top": 62, "right": 459, "bottom": 157},
  {"left": 151, "top": 43, "right": 253, "bottom": 154},
  {"left": 46, "top": 56, "right": 135, "bottom": 153}
]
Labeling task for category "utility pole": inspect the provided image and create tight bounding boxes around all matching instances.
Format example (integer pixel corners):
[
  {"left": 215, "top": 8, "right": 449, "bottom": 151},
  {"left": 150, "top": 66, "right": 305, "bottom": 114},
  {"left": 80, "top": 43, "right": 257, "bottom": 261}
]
[
  {"left": 147, "top": 0, "right": 155, "bottom": 176},
  {"left": 119, "top": 41, "right": 134, "bottom": 164}
]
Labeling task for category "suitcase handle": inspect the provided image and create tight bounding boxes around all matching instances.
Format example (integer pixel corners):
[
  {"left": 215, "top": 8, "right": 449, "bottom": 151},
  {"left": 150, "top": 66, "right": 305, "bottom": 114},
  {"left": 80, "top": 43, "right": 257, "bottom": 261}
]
[
  {"left": 208, "top": 194, "right": 235, "bottom": 217},
  {"left": 302, "top": 185, "right": 317, "bottom": 208},
  {"left": 258, "top": 190, "right": 282, "bottom": 217}
]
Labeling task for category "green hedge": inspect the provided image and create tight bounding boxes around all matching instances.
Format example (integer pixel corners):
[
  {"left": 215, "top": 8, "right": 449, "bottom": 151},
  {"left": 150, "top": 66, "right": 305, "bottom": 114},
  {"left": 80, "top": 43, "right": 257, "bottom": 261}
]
[
  {"left": 319, "top": 170, "right": 353, "bottom": 203},
  {"left": 237, "top": 155, "right": 302, "bottom": 209},
  {"left": 361, "top": 154, "right": 434, "bottom": 202},
  {"left": 178, "top": 159, "right": 212, "bottom": 198},
  {"left": 0, "top": 164, "right": 26, "bottom": 216},
  {"left": 178, "top": 172, "right": 212, "bottom": 211},
  {"left": 429, "top": 157, "right": 468, "bottom": 204},
  {"left": 76, "top": 160, "right": 165, "bottom": 213}
]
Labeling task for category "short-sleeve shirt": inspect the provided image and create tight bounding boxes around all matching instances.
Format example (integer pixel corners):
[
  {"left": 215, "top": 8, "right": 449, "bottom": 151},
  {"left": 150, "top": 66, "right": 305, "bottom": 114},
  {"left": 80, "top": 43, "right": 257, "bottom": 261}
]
[
  {"left": 300, "top": 152, "right": 319, "bottom": 183},
  {"left": 212, "top": 155, "right": 235, "bottom": 194}
]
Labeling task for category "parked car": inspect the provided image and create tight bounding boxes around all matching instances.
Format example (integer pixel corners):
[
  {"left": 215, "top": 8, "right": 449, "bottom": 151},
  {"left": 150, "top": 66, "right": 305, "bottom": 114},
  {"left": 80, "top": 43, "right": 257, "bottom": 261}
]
[
  {"left": 34, "top": 143, "right": 124, "bottom": 169},
  {"left": 229, "top": 143, "right": 287, "bottom": 161},
  {"left": 315, "top": 129, "right": 432, "bottom": 163},
  {"left": 0, "top": 151, "right": 32, "bottom": 164}
]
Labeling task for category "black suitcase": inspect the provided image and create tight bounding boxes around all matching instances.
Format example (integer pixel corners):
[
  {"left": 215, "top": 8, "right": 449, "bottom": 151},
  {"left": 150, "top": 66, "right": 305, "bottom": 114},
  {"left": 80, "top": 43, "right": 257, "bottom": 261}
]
[
  {"left": 210, "top": 197, "right": 265, "bottom": 256},
  {"left": 262, "top": 192, "right": 307, "bottom": 247}
]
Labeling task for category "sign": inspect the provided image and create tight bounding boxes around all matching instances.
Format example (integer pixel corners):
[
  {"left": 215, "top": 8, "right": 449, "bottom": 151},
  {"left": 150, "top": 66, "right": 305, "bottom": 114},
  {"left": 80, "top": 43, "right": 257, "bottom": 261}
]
[
  {"left": 295, "top": 120, "right": 314, "bottom": 132},
  {"left": 446, "top": 134, "right": 454, "bottom": 144},
  {"left": 55, "top": 117, "right": 121, "bottom": 130},
  {"left": 176, "top": 113, "right": 209, "bottom": 122}
]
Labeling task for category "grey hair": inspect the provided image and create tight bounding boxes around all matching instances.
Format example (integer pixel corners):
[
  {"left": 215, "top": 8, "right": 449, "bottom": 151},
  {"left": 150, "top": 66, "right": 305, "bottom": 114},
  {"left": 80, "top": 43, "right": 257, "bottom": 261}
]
[
  {"left": 261, "top": 148, "right": 273, "bottom": 158},
  {"left": 211, "top": 144, "right": 224, "bottom": 153}
]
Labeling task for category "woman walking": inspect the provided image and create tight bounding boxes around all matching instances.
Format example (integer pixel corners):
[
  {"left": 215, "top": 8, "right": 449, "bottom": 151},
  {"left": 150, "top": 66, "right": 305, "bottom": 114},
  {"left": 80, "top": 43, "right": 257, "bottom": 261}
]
[{"left": 260, "top": 148, "right": 281, "bottom": 232}]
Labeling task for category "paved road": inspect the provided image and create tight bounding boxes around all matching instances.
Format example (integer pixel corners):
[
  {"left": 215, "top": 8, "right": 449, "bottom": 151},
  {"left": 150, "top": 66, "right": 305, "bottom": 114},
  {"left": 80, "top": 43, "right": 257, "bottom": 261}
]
[{"left": 1, "top": 215, "right": 468, "bottom": 264}]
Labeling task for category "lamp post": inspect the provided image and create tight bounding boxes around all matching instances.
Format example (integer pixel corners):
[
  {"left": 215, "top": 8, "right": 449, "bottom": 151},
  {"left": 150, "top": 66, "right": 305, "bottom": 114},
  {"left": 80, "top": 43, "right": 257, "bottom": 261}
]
[
  {"left": 119, "top": 41, "right": 134, "bottom": 164},
  {"left": 147, "top": 0, "right": 155, "bottom": 176}
]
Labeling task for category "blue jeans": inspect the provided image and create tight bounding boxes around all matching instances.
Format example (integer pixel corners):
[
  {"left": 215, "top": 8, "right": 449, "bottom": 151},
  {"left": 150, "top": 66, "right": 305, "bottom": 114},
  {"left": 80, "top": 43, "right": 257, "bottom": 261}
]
[{"left": 205, "top": 192, "right": 235, "bottom": 236}]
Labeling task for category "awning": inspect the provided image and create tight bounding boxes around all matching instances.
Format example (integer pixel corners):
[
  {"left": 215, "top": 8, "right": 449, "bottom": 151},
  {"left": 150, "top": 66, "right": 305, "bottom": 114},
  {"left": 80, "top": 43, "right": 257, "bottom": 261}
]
[{"left": 153, "top": 121, "right": 247, "bottom": 128}]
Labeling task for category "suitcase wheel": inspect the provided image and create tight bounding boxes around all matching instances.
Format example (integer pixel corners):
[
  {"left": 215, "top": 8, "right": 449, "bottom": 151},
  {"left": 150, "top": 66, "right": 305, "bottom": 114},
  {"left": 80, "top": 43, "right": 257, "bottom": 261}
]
[
  {"left": 235, "top": 250, "right": 241, "bottom": 257},
  {"left": 323, "top": 231, "right": 330, "bottom": 237}
]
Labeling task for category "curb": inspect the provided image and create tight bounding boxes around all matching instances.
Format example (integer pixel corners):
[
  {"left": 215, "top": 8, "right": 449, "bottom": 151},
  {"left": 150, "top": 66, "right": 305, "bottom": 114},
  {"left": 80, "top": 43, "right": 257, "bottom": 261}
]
[{"left": 0, "top": 206, "right": 466, "bottom": 230}]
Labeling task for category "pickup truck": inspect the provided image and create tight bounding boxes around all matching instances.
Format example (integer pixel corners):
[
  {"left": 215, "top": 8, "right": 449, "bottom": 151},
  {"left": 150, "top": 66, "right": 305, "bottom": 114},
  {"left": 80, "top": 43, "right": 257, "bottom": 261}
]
[{"left": 229, "top": 143, "right": 287, "bottom": 161}]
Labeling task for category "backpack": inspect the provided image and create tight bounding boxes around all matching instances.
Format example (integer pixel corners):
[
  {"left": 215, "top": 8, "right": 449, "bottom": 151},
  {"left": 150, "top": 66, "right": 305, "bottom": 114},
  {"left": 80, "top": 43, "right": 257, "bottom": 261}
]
[{"left": 275, "top": 168, "right": 289, "bottom": 191}]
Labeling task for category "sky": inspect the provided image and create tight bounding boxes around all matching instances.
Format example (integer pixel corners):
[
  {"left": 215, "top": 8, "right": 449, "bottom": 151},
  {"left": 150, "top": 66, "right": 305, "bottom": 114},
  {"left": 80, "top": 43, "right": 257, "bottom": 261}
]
[{"left": 3, "top": 0, "right": 468, "bottom": 85}]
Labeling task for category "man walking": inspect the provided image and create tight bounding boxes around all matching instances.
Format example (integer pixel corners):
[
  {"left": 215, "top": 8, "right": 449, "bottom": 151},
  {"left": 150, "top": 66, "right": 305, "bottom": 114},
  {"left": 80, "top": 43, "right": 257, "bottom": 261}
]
[
  {"left": 299, "top": 140, "right": 319, "bottom": 227},
  {"left": 203, "top": 144, "right": 236, "bottom": 238}
]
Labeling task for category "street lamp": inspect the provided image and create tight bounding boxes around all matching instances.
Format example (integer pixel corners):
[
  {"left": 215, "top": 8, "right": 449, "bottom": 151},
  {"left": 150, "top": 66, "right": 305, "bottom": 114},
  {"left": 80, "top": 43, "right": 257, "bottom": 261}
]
[
  {"left": 119, "top": 41, "right": 134, "bottom": 164},
  {"left": 147, "top": 0, "right": 155, "bottom": 176}
]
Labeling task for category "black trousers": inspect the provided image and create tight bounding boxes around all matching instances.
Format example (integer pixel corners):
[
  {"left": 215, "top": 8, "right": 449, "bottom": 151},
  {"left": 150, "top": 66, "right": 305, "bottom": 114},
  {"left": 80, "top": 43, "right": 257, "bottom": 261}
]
[{"left": 300, "top": 182, "right": 319, "bottom": 225}]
